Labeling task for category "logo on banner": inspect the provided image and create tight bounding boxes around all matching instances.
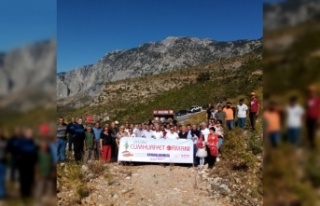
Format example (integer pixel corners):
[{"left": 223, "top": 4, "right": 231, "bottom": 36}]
[{"left": 122, "top": 140, "right": 134, "bottom": 157}]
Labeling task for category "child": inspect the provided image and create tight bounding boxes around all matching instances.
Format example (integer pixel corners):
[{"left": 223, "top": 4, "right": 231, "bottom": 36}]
[
  {"left": 196, "top": 134, "right": 207, "bottom": 169},
  {"left": 84, "top": 126, "right": 96, "bottom": 163},
  {"left": 214, "top": 120, "right": 224, "bottom": 162},
  {"left": 206, "top": 127, "right": 219, "bottom": 169}
]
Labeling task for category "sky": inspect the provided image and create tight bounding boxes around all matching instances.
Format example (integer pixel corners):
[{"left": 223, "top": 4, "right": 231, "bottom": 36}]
[
  {"left": 58, "top": 0, "right": 263, "bottom": 72},
  {"left": 0, "top": 0, "right": 56, "bottom": 52}
]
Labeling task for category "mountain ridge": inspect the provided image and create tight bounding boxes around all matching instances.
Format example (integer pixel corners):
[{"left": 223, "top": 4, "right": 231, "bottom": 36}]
[{"left": 57, "top": 36, "right": 262, "bottom": 100}]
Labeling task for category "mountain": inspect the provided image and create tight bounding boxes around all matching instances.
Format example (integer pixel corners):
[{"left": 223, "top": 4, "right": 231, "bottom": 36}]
[
  {"left": 0, "top": 39, "right": 56, "bottom": 111},
  {"left": 264, "top": 0, "right": 320, "bottom": 31},
  {"left": 57, "top": 37, "right": 262, "bottom": 101}
]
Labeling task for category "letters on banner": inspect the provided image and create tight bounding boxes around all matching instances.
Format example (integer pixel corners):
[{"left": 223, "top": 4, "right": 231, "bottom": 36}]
[{"left": 118, "top": 137, "right": 194, "bottom": 163}]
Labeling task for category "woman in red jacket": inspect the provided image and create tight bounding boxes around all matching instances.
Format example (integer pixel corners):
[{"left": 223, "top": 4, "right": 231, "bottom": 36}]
[{"left": 206, "top": 127, "right": 219, "bottom": 169}]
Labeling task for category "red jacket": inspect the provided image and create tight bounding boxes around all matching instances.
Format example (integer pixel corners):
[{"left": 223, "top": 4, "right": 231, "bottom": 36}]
[{"left": 207, "top": 133, "right": 219, "bottom": 157}]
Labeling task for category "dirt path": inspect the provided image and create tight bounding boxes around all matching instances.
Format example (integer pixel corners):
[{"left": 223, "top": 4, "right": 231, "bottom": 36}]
[{"left": 76, "top": 163, "right": 231, "bottom": 206}]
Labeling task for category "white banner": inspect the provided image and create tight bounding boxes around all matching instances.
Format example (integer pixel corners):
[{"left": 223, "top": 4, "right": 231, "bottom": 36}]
[{"left": 118, "top": 137, "right": 194, "bottom": 163}]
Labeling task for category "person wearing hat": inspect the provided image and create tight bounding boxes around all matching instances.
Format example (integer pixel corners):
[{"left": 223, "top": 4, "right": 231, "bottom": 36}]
[
  {"left": 306, "top": 85, "right": 320, "bottom": 149},
  {"left": 249, "top": 92, "right": 260, "bottom": 131}
]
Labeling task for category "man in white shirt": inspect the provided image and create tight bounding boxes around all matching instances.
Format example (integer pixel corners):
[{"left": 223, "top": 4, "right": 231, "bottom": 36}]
[
  {"left": 200, "top": 122, "right": 210, "bottom": 142},
  {"left": 165, "top": 126, "right": 179, "bottom": 139},
  {"left": 142, "top": 124, "right": 153, "bottom": 138},
  {"left": 286, "top": 96, "right": 305, "bottom": 145},
  {"left": 236, "top": 99, "right": 248, "bottom": 129},
  {"left": 134, "top": 124, "right": 144, "bottom": 137},
  {"left": 152, "top": 125, "right": 164, "bottom": 139}
]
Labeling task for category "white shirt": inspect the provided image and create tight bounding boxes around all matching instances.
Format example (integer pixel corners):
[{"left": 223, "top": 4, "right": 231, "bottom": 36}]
[
  {"left": 211, "top": 110, "right": 218, "bottom": 119},
  {"left": 286, "top": 105, "right": 304, "bottom": 128},
  {"left": 165, "top": 131, "right": 179, "bottom": 139},
  {"left": 200, "top": 128, "right": 210, "bottom": 142},
  {"left": 237, "top": 104, "right": 248, "bottom": 118},
  {"left": 142, "top": 130, "right": 154, "bottom": 138},
  {"left": 152, "top": 131, "right": 164, "bottom": 139},
  {"left": 214, "top": 126, "right": 224, "bottom": 137}
]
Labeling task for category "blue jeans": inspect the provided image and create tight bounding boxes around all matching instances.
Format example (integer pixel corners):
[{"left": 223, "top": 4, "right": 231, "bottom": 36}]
[
  {"left": 226, "top": 120, "right": 234, "bottom": 130},
  {"left": 218, "top": 138, "right": 223, "bottom": 148},
  {"left": 238, "top": 118, "right": 246, "bottom": 129},
  {"left": 193, "top": 144, "right": 198, "bottom": 166},
  {"left": 287, "top": 128, "right": 301, "bottom": 145},
  {"left": 269, "top": 132, "right": 281, "bottom": 147},
  {"left": 0, "top": 163, "right": 6, "bottom": 198},
  {"left": 57, "top": 138, "right": 67, "bottom": 162}
]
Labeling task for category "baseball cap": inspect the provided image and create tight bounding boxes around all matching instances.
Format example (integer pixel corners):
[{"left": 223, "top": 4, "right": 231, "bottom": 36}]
[{"left": 250, "top": 92, "right": 256, "bottom": 96}]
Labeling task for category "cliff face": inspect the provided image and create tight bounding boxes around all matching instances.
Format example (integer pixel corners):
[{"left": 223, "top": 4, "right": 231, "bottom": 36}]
[
  {"left": 0, "top": 39, "right": 56, "bottom": 111},
  {"left": 57, "top": 37, "right": 262, "bottom": 100}
]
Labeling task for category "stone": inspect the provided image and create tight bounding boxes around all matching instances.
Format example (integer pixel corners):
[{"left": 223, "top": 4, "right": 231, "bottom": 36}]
[{"left": 125, "top": 176, "right": 131, "bottom": 180}]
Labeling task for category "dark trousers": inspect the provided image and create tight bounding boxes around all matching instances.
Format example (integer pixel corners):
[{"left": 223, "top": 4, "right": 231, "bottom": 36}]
[
  {"left": 249, "top": 112, "right": 257, "bottom": 130},
  {"left": 18, "top": 160, "right": 35, "bottom": 198},
  {"left": 206, "top": 147, "right": 216, "bottom": 169},
  {"left": 307, "top": 118, "right": 318, "bottom": 149},
  {"left": 74, "top": 139, "right": 84, "bottom": 161},
  {"left": 111, "top": 138, "right": 118, "bottom": 161},
  {"left": 68, "top": 135, "right": 75, "bottom": 151}
]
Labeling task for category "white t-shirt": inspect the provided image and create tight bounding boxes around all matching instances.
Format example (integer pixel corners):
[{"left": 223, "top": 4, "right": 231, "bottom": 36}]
[
  {"left": 152, "top": 131, "right": 164, "bottom": 139},
  {"left": 286, "top": 105, "right": 304, "bottom": 128},
  {"left": 237, "top": 104, "right": 248, "bottom": 118},
  {"left": 201, "top": 128, "right": 210, "bottom": 142},
  {"left": 211, "top": 110, "right": 218, "bottom": 119},
  {"left": 142, "top": 130, "right": 153, "bottom": 138},
  {"left": 165, "top": 132, "right": 179, "bottom": 139}
]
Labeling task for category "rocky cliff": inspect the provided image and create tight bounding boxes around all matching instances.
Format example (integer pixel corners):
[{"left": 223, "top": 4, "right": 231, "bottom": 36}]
[{"left": 57, "top": 37, "right": 262, "bottom": 100}]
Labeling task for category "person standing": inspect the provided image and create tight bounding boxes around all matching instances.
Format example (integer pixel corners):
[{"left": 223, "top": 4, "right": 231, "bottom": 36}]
[
  {"left": 134, "top": 124, "right": 144, "bottom": 137},
  {"left": 249, "top": 92, "right": 260, "bottom": 131},
  {"left": 56, "top": 117, "right": 67, "bottom": 162},
  {"left": 236, "top": 99, "right": 249, "bottom": 129},
  {"left": 189, "top": 124, "right": 200, "bottom": 166},
  {"left": 109, "top": 122, "right": 119, "bottom": 162},
  {"left": 84, "top": 126, "right": 95, "bottom": 163},
  {"left": 66, "top": 117, "right": 76, "bottom": 153},
  {"left": 178, "top": 125, "right": 188, "bottom": 139},
  {"left": 215, "top": 106, "right": 226, "bottom": 125},
  {"left": 286, "top": 96, "right": 304, "bottom": 145},
  {"left": 17, "top": 128, "right": 38, "bottom": 199},
  {"left": 100, "top": 126, "right": 113, "bottom": 162},
  {"left": 0, "top": 127, "right": 8, "bottom": 200},
  {"left": 142, "top": 124, "right": 153, "bottom": 138},
  {"left": 7, "top": 127, "right": 22, "bottom": 183},
  {"left": 306, "top": 85, "right": 320, "bottom": 149},
  {"left": 206, "top": 127, "right": 219, "bottom": 169},
  {"left": 263, "top": 101, "right": 281, "bottom": 147},
  {"left": 93, "top": 122, "right": 103, "bottom": 160},
  {"left": 152, "top": 125, "right": 164, "bottom": 139},
  {"left": 200, "top": 122, "right": 210, "bottom": 142},
  {"left": 73, "top": 118, "right": 85, "bottom": 162},
  {"left": 223, "top": 102, "right": 234, "bottom": 130},
  {"left": 165, "top": 126, "right": 179, "bottom": 139}
]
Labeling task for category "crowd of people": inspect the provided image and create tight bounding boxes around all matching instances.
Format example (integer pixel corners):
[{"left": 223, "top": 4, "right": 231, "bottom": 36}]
[
  {"left": 56, "top": 92, "right": 261, "bottom": 170},
  {"left": 0, "top": 124, "right": 56, "bottom": 202}
]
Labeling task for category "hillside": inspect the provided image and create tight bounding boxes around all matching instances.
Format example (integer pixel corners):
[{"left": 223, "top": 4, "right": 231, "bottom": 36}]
[
  {"left": 58, "top": 51, "right": 262, "bottom": 122},
  {"left": 57, "top": 37, "right": 262, "bottom": 102}
]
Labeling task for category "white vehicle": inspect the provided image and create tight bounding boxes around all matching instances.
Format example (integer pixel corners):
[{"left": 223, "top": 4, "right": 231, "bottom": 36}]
[{"left": 188, "top": 105, "right": 202, "bottom": 113}]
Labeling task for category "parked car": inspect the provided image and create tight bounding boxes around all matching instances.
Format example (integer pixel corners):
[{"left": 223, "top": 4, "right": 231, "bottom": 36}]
[
  {"left": 188, "top": 105, "right": 202, "bottom": 113},
  {"left": 175, "top": 109, "right": 188, "bottom": 116}
]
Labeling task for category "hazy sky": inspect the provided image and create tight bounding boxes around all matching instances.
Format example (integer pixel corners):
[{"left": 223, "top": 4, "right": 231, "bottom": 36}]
[{"left": 57, "top": 0, "right": 262, "bottom": 72}]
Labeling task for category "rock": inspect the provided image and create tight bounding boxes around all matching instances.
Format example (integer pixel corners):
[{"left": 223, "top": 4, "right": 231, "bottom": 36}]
[
  {"left": 81, "top": 165, "right": 89, "bottom": 175},
  {"left": 113, "top": 194, "right": 118, "bottom": 199},
  {"left": 125, "top": 176, "right": 131, "bottom": 180},
  {"left": 219, "top": 184, "right": 231, "bottom": 193}
]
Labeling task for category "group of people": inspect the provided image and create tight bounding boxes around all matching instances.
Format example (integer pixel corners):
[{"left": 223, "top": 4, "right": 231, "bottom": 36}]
[
  {"left": 206, "top": 92, "right": 260, "bottom": 131},
  {"left": 0, "top": 125, "right": 56, "bottom": 202},
  {"left": 57, "top": 116, "right": 226, "bottom": 169},
  {"left": 263, "top": 85, "right": 320, "bottom": 148}
]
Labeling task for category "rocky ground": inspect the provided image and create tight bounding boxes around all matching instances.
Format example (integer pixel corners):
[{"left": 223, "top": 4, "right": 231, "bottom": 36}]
[{"left": 57, "top": 157, "right": 262, "bottom": 206}]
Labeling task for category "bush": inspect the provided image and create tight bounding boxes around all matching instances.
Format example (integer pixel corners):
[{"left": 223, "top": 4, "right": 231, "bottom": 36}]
[{"left": 196, "top": 71, "right": 210, "bottom": 82}]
